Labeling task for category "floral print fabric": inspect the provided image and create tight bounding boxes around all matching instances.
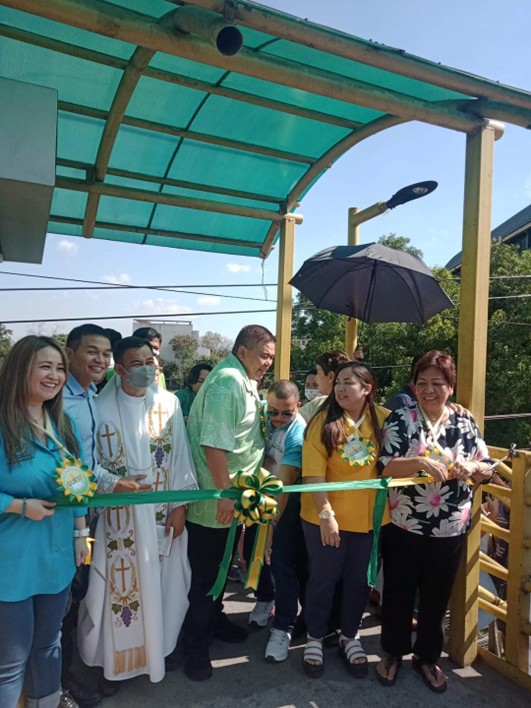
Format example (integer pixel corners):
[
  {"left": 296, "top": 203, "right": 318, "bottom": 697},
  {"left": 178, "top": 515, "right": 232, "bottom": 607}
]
[{"left": 379, "top": 406, "right": 491, "bottom": 537}]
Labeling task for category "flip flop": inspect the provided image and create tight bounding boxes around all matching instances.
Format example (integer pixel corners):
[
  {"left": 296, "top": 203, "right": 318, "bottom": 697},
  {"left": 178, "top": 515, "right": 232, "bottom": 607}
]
[
  {"left": 412, "top": 656, "right": 448, "bottom": 693},
  {"left": 376, "top": 655, "right": 402, "bottom": 686}
]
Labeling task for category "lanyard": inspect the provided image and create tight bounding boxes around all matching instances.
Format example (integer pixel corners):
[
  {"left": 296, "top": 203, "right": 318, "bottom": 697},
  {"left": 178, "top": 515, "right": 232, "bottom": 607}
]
[
  {"left": 32, "top": 411, "right": 70, "bottom": 461},
  {"left": 418, "top": 405, "right": 448, "bottom": 446},
  {"left": 343, "top": 411, "right": 367, "bottom": 440}
]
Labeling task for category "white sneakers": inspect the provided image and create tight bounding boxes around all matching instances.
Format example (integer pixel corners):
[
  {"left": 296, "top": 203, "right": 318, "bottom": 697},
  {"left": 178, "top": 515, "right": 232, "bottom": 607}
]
[
  {"left": 249, "top": 600, "right": 275, "bottom": 629},
  {"left": 265, "top": 628, "right": 291, "bottom": 663}
]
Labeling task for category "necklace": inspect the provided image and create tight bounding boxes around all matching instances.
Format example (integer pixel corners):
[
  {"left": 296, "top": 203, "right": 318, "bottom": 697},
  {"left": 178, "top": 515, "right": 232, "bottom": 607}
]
[
  {"left": 418, "top": 404, "right": 448, "bottom": 445},
  {"left": 28, "top": 409, "right": 45, "bottom": 427},
  {"left": 417, "top": 404, "right": 454, "bottom": 471}
]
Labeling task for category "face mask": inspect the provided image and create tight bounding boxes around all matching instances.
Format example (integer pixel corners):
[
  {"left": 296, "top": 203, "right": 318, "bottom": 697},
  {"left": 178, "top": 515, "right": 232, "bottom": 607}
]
[
  {"left": 125, "top": 365, "right": 156, "bottom": 390},
  {"left": 305, "top": 388, "right": 320, "bottom": 401}
]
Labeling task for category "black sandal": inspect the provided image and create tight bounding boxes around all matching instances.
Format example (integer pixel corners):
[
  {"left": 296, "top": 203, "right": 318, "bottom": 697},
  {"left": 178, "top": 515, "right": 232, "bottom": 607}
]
[
  {"left": 412, "top": 656, "right": 447, "bottom": 693},
  {"left": 376, "top": 655, "right": 402, "bottom": 686}
]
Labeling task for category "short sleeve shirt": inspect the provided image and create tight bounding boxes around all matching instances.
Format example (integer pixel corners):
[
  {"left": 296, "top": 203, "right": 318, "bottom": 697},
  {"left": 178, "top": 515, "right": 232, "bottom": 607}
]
[
  {"left": 301, "top": 407, "right": 390, "bottom": 533},
  {"left": 379, "top": 405, "right": 492, "bottom": 537},
  {"left": 265, "top": 414, "right": 305, "bottom": 474},
  {"left": 186, "top": 354, "right": 265, "bottom": 529}
]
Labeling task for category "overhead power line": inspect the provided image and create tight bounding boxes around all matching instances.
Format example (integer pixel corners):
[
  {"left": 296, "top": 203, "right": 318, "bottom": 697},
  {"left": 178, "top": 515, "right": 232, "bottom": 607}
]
[
  {"left": 0, "top": 308, "right": 279, "bottom": 325},
  {"left": 0, "top": 270, "right": 276, "bottom": 290}
]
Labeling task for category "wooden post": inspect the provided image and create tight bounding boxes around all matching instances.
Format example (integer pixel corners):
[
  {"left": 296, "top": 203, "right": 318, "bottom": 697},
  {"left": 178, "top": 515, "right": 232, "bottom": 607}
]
[
  {"left": 274, "top": 214, "right": 299, "bottom": 380},
  {"left": 505, "top": 451, "right": 531, "bottom": 672},
  {"left": 345, "top": 207, "right": 359, "bottom": 357},
  {"left": 448, "top": 122, "right": 496, "bottom": 666}
]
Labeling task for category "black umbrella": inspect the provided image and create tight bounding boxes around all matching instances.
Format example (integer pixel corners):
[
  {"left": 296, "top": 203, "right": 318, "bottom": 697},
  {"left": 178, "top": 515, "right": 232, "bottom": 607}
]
[{"left": 289, "top": 243, "right": 453, "bottom": 323}]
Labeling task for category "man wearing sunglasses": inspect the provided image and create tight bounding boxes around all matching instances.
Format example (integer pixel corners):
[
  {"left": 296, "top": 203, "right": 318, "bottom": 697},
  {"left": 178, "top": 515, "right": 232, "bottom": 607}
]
[{"left": 261, "top": 380, "right": 307, "bottom": 663}]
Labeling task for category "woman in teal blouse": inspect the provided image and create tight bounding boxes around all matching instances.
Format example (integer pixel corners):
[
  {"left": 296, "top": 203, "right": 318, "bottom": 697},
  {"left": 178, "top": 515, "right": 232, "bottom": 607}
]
[{"left": 0, "top": 336, "right": 89, "bottom": 708}]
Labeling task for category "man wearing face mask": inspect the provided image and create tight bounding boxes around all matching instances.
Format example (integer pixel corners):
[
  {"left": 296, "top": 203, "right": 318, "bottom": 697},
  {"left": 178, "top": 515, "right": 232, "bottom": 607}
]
[{"left": 78, "top": 337, "right": 197, "bottom": 685}]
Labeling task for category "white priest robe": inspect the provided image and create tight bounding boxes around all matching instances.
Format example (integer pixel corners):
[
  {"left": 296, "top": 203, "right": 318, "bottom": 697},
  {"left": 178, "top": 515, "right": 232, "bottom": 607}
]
[{"left": 78, "top": 379, "right": 197, "bottom": 682}]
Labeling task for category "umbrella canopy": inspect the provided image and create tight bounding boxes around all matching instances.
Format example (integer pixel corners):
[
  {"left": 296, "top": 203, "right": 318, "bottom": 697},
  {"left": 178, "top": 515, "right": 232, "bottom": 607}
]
[{"left": 290, "top": 243, "right": 453, "bottom": 323}]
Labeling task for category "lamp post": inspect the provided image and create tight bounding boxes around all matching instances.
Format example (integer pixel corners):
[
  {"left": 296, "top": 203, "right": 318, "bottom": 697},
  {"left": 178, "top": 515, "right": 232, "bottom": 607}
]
[{"left": 345, "top": 181, "right": 438, "bottom": 356}]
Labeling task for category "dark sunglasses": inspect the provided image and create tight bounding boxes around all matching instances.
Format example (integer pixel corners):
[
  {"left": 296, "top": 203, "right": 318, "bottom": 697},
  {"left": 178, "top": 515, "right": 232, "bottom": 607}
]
[{"left": 268, "top": 409, "right": 296, "bottom": 419}]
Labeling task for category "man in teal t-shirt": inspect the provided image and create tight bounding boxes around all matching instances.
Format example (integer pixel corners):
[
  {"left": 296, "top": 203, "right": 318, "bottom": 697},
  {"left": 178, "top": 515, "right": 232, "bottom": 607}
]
[{"left": 182, "top": 325, "right": 275, "bottom": 682}]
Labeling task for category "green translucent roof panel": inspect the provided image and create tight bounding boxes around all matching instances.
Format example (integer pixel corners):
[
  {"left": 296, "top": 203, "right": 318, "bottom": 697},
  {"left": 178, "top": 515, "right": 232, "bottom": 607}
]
[{"left": 2, "top": 0, "right": 531, "bottom": 260}]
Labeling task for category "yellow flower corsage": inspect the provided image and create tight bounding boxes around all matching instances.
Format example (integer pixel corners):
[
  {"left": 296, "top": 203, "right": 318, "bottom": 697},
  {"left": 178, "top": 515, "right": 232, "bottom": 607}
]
[
  {"left": 56, "top": 456, "right": 98, "bottom": 503},
  {"left": 338, "top": 436, "right": 376, "bottom": 467}
]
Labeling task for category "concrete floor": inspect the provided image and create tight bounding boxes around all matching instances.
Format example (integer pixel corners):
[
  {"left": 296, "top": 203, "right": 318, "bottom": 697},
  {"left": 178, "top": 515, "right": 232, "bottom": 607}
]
[{"left": 88, "top": 582, "right": 529, "bottom": 708}]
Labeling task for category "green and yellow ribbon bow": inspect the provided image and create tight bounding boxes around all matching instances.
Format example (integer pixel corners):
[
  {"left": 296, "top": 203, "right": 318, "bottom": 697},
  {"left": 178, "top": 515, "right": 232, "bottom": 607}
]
[{"left": 208, "top": 468, "right": 283, "bottom": 599}]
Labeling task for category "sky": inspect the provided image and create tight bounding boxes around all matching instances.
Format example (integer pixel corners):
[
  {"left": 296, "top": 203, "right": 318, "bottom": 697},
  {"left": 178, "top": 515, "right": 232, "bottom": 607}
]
[{"left": 1, "top": 0, "right": 530, "bottom": 346}]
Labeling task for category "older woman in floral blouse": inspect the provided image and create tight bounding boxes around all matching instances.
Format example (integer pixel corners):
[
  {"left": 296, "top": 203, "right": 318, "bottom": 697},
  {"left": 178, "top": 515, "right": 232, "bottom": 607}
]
[{"left": 376, "top": 350, "right": 493, "bottom": 693}]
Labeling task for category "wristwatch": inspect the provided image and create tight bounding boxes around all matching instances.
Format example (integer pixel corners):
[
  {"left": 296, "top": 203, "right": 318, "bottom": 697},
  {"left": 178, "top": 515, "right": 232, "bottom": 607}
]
[
  {"left": 318, "top": 509, "right": 335, "bottom": 520},
  {"left": 73, "top": 528, "right": 90, "bottom": 538}
]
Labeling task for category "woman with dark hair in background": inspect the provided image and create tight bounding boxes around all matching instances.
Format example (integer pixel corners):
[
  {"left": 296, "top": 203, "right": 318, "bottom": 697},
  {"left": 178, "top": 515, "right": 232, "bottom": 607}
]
[
  {"left": 0, "top": 336, "right": 89, "bottom": 708},
  {"left": 176, "top": 362, "right": 213, "bottom": 423}
]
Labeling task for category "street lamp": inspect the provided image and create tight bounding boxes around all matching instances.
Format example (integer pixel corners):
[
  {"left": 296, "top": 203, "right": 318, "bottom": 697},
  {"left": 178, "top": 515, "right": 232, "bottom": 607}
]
[{"left": 345, "top": 180, "right": 438, "bottom": 356}]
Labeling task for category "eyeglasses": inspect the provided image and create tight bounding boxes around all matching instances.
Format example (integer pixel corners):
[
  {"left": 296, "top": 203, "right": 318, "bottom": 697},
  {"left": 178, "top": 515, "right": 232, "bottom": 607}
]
[{"left": 268, "top": 410, "right": 296, "bottom": 419}]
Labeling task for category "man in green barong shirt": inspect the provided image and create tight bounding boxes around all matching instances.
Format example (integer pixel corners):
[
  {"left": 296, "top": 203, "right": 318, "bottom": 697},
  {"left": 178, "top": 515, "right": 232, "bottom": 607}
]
[{"left": 182, "top": 325, "right": 275, "bottom": 682}]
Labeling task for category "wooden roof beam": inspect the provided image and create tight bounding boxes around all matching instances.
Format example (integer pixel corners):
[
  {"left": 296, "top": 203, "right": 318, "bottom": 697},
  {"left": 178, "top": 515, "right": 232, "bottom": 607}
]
[
  {"left": 1, "top": 24, "right": 362, "bottom": 130},
  {"left": 187, "top": 0, "right": 531, "bottom": 113},
  {"left": 56, "top": 158, "right": 284, "bottom": 205},
  {"left": 58, "top": 101, "right": 316, "bottom": 164},
  {"left": 4, "top": 0, "right": 484, "bottom": 133},
  {"left": 50, "top": 215, "right": 263, "bottom": 249},
  {"left": 55, "top": 176, "right": 283, "bottom": 222}
]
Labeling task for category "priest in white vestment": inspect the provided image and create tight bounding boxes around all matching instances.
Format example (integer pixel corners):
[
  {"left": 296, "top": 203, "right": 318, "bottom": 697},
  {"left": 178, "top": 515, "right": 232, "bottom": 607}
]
[{"left": 78, "top": 337, "right": 197, "bottom": 683}]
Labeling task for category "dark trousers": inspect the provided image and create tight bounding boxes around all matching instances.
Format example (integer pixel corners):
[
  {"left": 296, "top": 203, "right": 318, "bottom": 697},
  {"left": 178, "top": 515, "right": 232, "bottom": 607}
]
[
  {"left": 381, "top": 523, "right": 464, "bottom": 664},
  {"left": 270, "top": 494, "right": 308, "bottom": 631},
  {"left": 302, "top": 520, "right": 373, "bottom": 639},
  {"left": 242, "top": 524, "right": 275, "bottom": 603},
  {"left": 182, "top": 521, "right": 241, "bottom": 658}
]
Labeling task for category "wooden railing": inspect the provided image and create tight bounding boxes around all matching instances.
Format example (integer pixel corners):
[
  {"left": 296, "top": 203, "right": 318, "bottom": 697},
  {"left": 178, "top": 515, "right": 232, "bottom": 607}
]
[{"left": 475, "top": 446, "right": 531, "bottom": 690}]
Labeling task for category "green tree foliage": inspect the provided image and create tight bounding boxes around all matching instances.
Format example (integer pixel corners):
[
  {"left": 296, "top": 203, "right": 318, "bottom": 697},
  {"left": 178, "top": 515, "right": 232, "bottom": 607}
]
[
  {"left": 377, "top": 232, "right": 424, "bottom": 259},
  {"left": 201, "top": 331, "right": 233, "bottom": 364},
  {"left": 290, "top": 236, "right": 530, "bottom": 449},
  {"left": 484, "top": 242, "right": 531, "bottom": 448},
  {"left": 0, "top": 324, "right": 13, "bottom": 369},
  {"left": 52, "top": 332, "right": 68, "bottom": 348},
  {"left": 169, "top": 334, "right": 200, "bottom": 384}
]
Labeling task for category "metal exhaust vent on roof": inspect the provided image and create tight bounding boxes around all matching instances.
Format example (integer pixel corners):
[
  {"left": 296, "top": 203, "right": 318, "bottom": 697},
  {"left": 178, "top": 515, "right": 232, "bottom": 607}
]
[{"left": 170, "top": 6, "right": 243, "bottom": 56}]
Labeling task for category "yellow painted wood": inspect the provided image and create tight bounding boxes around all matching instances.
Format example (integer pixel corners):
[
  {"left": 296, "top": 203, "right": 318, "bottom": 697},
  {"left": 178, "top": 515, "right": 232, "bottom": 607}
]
[
  {"left": 345, "top": 207, "right": 359, "bottom": 357},
  {"left": 449, "top": 124, "right": 497, "bottom": 667},
  {"left": 482, "top": 482, "right": 511, "bottom": 508},
  {"left": 477, "top": 646, "right": 531, "bottom": 693},
  {"left": 480, "top": 515, "right": 511, "bottom": 542},
  {"left": 478, "top": 597, "right": 507, "bottom": 622},
  {"left": 274, "top": 215, "right": 297, "bottom": 381},
  {"left": 479, "top": 551, "right": 509, "bottom": 581},
  {"left": 505, "top": 452, "right": 531, "bottom": 672}
]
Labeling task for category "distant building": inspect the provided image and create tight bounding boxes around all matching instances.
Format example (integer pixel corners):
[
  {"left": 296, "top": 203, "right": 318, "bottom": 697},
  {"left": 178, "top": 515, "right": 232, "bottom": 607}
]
[
  {"left": 132, "top": 319, "right": 207, "bottom": 362},
  {"left": 446, "top": 204, "right": 531, "bottom": 272}
]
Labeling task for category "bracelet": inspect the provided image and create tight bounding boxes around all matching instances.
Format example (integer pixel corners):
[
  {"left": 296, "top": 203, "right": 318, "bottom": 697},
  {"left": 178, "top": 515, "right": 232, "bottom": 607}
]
[
  {"left": 21, "top": 498, "right": 27, "bottom": 517},
  {"left": 73, "top": 528, "right": 90, "bottom": 538}
]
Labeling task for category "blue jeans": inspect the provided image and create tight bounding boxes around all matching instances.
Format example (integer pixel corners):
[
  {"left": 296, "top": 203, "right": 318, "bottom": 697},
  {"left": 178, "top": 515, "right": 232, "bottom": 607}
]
[
  {"left": 0, "top": 584, "right": 70, "bottom": 708},
  {"left": 271, "top": 493, "right": 308, "bottom": 631}
]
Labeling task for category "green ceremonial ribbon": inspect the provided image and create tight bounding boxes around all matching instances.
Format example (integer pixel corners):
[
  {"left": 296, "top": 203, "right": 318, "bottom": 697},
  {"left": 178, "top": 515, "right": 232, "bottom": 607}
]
[
  {"left": 50, "top": 478, "right": 392, "bottom": 508},
  {"left": 50, "top": 475, "right": 391, "bottom": 598}
]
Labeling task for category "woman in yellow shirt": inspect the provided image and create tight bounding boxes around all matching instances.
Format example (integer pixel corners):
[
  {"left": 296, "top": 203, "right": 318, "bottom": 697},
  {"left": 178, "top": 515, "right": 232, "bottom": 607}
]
[{"left": 301, "top": 362, "right": 389, "bottom": 678}]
